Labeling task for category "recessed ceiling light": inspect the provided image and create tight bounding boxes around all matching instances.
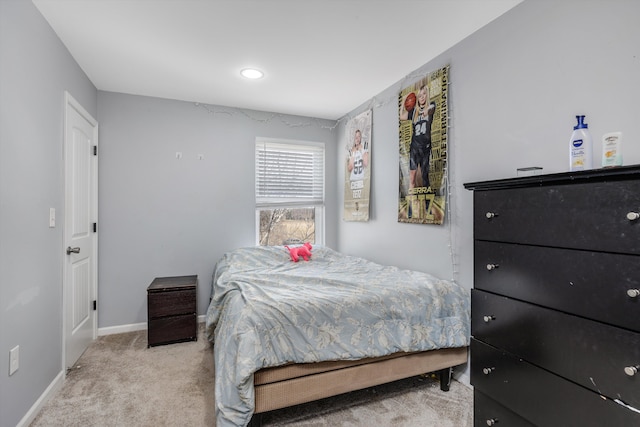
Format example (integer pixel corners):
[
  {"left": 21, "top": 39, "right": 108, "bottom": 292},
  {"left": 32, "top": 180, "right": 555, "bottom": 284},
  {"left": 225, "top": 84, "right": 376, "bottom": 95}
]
[{"left": 240, "top": 68, "right": 264, "bottom": 79}]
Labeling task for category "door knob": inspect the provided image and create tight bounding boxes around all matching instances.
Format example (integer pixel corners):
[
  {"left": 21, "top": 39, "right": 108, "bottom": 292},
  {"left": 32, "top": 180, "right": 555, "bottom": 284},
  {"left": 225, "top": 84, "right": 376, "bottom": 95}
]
[
  {"left": 66, "top": 246, "right": 80, "bottom": 255},
  {"left": 627, "top": 212, "right": 640, "bottom": 221},
  {"left": 627, "top": 289, "right": 640, "bottom": 298},
  {"left": 624, "top": 365, "right": 639, "bottom": 377}
]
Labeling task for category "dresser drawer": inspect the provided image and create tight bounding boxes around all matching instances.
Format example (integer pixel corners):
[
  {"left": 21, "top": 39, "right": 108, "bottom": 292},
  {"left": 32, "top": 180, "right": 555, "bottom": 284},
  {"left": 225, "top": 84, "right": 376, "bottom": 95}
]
[
  {"left": 472, "top": 290, "right": 640, "bottom": 407},
  {"left": 473, "top": 180, "right": 640, "bottom": 253},
  {"left": 148, "top": 289, "right": 196, "bottom": 318},
  {"left": 475, "top": 240, "right": 640, "bottom": 332},
  {"left": 474, "top": 390, "right": 534, "bottom": 427},
  {"left": 471, "top": 339, "right": 640, "bottom": 426}
]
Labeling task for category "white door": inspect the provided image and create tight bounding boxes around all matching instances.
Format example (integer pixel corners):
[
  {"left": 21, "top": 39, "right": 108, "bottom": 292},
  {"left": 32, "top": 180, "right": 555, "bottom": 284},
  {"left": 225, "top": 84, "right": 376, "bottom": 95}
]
[{"left": 64, "top": 92, "right": 98, "bottom": 369}]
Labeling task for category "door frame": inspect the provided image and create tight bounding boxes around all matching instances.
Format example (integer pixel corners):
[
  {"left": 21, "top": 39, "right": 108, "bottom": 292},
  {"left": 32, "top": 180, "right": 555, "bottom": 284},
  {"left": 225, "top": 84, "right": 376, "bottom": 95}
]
[{"left": 62, "top": 91, "right": 99, "bottom": 370}]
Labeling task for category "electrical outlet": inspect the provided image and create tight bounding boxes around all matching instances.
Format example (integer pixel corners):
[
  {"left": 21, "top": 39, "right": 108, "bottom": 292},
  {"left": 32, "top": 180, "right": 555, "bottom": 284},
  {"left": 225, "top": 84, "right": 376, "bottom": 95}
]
[
  {"left": 175, "top": 152, "right": 182, "bottom": 160},
  {"left": 9, "top": 345, "right": 19, "bottom": 375}
]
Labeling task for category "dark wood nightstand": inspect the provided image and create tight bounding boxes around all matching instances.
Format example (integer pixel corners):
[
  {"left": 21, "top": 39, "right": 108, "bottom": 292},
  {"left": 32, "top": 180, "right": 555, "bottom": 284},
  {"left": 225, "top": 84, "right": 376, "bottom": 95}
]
[{"left": 147, "top": 275, "right": 197, "bottom": 347}]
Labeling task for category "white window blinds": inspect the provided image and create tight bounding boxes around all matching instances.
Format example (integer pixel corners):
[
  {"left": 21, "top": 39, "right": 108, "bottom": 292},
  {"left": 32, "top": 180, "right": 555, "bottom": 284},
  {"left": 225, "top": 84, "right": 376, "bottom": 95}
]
[{"left": 255, "top": 139, "right": 325, "bottom": 206}]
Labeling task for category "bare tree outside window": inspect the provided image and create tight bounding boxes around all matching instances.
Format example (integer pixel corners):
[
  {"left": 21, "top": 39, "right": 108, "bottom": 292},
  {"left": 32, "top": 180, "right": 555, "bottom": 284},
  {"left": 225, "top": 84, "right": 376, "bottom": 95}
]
[{"left": 259, "top": 207, "right": 315, "bottom": 246}]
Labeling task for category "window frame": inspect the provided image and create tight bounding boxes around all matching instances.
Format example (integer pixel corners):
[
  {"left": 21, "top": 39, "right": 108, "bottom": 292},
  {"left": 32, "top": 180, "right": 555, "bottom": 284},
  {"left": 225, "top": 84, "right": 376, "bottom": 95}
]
[{"left": 255, "top": 137, "right": 325, "bottom": 246}]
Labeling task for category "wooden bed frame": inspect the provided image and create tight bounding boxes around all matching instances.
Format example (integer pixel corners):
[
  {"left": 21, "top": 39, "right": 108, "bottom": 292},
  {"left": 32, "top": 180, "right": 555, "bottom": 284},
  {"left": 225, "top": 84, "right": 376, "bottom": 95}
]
[{"left": 248, "top": 346, "right": 468, "bottom": 426}]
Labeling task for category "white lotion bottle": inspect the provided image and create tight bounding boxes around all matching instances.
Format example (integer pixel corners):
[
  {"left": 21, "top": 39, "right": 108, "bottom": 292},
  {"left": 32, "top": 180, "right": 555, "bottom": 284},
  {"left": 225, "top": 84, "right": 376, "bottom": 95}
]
[{"left": 569, "top": 115, "right": 593, "bottom": 171}]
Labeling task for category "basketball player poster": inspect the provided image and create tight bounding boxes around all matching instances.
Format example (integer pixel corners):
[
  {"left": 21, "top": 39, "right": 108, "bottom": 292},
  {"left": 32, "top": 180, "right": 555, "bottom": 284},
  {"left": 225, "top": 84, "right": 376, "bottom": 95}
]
[
  {"left": 398, "top": 65, "right": 449, "bottom": 225},
  {"left": 343, "top": 109, "right": 372, "bottom": 222}
]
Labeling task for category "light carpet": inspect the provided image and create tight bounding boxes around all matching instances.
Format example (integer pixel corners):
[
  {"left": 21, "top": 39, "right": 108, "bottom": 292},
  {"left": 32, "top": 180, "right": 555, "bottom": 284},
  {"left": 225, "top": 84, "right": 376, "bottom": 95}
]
[{"left": 30, "top": 324, "right": 472, "bottom": 426}]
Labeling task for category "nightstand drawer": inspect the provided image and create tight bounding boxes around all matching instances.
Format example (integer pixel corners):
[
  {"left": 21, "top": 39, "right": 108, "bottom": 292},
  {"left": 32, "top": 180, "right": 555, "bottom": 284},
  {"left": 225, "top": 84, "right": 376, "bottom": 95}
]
[
  {"left": 148, "top": 289, "right": 196, "bottom": 318},
  {"left": 472, "top": 290, "right": 640, "bottom": 407},
  {"left": 471, "top": 339, "right": 640, "bottom": 427},
  {"left": 473, "top": 180, "right": 640, "bottom": 253},
  {"left": 474, "top": 240, "right": 640, "bottom": 332},
  {"left": 148, "top": 313, "right": 197, "bottom": 346}
]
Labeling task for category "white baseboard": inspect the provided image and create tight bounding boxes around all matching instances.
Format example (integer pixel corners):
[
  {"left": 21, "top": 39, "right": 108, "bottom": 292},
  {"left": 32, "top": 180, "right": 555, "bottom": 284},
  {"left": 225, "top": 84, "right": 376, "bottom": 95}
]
[
  {"left": 450, "top": 351, "right": 471, "bottom": 388},
  {"left": 97, "top": 315, "right": 207, "bottom": 336},
  {"left": 98, "top": 321, "right": 146, "bottom": 336},
  {"left": 453, "top": 371, "right": 471, "bottom": 388},
  {"left": 16, "top": 370, "right": 64, "bottom": 427}
]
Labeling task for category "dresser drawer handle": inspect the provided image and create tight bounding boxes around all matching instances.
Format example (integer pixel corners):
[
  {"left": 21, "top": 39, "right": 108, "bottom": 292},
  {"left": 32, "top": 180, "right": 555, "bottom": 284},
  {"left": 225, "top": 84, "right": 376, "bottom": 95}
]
[
  {"left": 624, "top": 366, "right": 639, "bottom": 377},
  {"left": 486, "top": 418, "right": 499, "bottom": 426},
  {"left": 486, "top": 263, "right": 499, "bottom": 271},
  {"left": 483, "top": 315, "right": 495, "bottom": 323},
  {"left": 627, "top": 212, "right": 640, "bottom": 221},
  {"left": 482, "top": 367, "right": 495, "bottom": 375},
  {"left": 627, "top": 289, "right": 640, "bottom": 298},
  {"left": 485, "top": 212, "right": 498, "bottom": 219}
]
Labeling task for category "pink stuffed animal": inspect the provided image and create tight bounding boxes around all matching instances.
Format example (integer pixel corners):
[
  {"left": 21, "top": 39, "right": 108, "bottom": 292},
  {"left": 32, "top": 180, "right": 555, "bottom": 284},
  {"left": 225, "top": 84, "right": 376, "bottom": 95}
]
[{"left": 284, "top": 242, "right": 313, "bottom": 262}]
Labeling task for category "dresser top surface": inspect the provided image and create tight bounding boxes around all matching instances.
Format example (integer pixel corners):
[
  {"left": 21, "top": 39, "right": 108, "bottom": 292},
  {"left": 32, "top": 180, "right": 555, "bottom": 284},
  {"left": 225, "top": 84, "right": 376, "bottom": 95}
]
[
  {"left": 148, "top": 275, "right": 198, "bottom": 292},
  {"left": 464, "top": 164, "right": 640, "bottom": 191}
]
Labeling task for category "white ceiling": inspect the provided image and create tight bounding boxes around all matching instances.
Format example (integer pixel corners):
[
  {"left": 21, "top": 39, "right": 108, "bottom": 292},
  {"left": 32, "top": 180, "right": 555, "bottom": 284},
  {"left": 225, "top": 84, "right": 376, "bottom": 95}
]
[{"left": 33, "top": 0, "right": 521, "bottom": 120}]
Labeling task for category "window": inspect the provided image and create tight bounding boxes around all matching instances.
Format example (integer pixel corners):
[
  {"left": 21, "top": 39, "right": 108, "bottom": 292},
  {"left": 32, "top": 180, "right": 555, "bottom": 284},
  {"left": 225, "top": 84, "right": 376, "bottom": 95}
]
[{"left": 255, "top": 138, "right": 325, "bottom": 246}]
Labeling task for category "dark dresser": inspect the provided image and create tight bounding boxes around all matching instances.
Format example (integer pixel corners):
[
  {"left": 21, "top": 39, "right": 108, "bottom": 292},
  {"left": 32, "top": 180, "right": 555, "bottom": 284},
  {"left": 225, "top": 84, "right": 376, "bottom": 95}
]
[
  {"left": 464, "top": 166, "right": 640, "bottom": 426},
  {"left": 147, "top": 275, "right": 198, "bottom": 347}
]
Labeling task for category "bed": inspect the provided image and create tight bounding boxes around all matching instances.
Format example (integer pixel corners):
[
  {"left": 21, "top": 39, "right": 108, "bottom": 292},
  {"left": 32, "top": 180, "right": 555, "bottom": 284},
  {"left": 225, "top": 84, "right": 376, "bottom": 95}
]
[{"left": 205, "top": 246, "right": 470, "bottom": 427}]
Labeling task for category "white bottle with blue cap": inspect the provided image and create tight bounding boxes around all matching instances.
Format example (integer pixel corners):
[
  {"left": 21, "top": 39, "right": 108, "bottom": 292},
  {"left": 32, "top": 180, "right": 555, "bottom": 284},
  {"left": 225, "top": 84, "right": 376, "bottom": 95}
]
[{"left": 569, "top": 115, "right": 593, "bottom": 171}]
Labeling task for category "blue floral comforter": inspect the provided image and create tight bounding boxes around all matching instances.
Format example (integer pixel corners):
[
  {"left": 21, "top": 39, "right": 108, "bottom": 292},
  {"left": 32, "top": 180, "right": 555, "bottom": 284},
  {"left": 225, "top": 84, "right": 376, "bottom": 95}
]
[{"left": 205, "top": 246, "right": 470, "bottom": 427}]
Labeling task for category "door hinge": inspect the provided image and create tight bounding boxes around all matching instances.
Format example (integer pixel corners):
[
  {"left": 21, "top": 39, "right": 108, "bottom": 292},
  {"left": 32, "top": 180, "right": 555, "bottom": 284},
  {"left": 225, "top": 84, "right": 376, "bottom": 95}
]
[
  {"left": 93, "top": 145, "right": 97, "bottom": 156},
  {"left": 93, "top": 300, "right": 97, "bottom": 311},
  {"left": 93, "top": 222, "right": 97, "bottom": 233}
]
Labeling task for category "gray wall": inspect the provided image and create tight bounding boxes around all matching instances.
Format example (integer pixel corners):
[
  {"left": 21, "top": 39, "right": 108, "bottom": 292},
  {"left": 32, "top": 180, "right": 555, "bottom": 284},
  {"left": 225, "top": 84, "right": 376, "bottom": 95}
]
[
  {"left": 337, "top": 0, "right": 640, "bottom": 380},
  {"left": 97, "top": 92, "right": 337, "bottom": 327},
  {"left": 0, "top": 1, "right": 97, "bottom": 426}
]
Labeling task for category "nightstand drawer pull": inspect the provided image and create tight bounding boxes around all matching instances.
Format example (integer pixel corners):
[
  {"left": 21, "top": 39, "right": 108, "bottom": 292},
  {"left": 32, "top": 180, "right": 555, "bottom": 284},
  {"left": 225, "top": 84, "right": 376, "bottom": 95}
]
[
  {"left": 483, "top": 315, "right": 496, "bottom": 323},
  {"left": 486, "top": 418, "right": 499, "bottom": 426},
  {"left": 482, "top": 367, "right": 496, "bottom": 375},
  {"left": 486, "top": 263, "right": 499, "bottom": 271},
  {"left": 485, "top": 212, "right": 498, "bottom": 219},
  {"left": 627, "top": 289, "right": 640, "bottom": 298},
  {"left": 624, "top": 365, "right": 639, "bottom": 377},
  {"left": 627, "top": 211, "right": 640, "bottom": 221}
]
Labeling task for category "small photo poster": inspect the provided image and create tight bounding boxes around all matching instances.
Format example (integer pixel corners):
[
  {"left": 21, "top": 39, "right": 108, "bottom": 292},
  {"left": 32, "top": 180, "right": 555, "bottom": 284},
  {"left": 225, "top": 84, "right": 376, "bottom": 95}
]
[
  {"left": 343, "top": 109, "right": 372, "bottom": 222},
  {"left": 398, "top": 65, "right": 449, "bottom": 225}
]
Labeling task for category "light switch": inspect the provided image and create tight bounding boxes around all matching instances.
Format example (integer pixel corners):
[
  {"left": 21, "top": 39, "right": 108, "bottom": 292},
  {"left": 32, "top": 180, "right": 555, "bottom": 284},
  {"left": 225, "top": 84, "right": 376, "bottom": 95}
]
[{"left": 49, "top": 208, "right": 55, "bottom": 228}]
